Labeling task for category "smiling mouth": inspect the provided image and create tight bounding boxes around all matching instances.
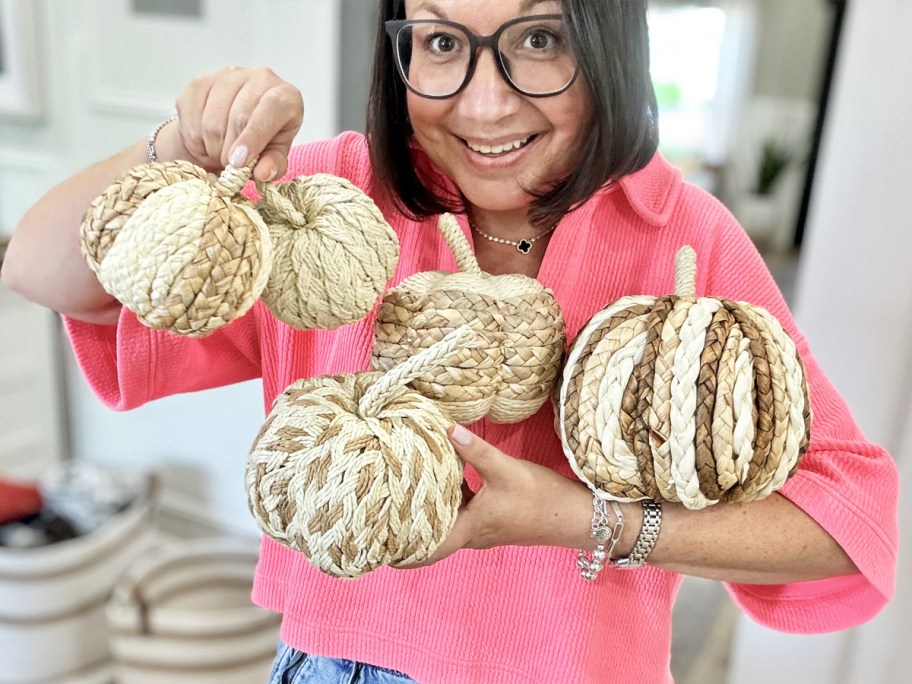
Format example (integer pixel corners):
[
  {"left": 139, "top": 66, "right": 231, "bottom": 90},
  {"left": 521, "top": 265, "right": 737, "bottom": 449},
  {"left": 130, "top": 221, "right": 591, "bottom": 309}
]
[{"left": 462, "top": 135, "right": 536, "bottom": 156}]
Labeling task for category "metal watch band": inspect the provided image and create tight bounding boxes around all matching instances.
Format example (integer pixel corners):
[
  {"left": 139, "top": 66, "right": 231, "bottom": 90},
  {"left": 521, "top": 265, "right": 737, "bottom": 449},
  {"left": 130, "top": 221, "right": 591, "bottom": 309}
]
[{"left": 610, "top": 501, "right": 662, "bottom": 569}]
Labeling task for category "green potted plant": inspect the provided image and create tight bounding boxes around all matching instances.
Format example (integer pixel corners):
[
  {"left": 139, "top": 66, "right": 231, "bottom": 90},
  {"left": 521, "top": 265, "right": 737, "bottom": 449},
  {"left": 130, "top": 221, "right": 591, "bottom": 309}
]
[
  {"left": 754, "top": 139, "right": 793, "bottom": 196},
  {"left": 736, "top": 137, "right": 796, "bottom": 245}
]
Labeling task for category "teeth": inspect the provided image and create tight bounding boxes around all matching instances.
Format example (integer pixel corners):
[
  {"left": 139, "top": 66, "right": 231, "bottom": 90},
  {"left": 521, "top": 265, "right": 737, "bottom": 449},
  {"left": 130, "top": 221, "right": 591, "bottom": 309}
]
[{"left": 467, "top": 137, "right": 530, "bottom": 155}]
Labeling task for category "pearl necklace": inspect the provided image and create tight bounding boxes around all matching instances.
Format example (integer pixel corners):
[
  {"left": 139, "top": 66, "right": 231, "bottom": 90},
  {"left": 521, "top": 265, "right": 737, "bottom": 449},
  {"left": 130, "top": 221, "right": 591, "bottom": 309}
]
[{"left": 468, "top": 219, "right": 558, "bottom": 255}]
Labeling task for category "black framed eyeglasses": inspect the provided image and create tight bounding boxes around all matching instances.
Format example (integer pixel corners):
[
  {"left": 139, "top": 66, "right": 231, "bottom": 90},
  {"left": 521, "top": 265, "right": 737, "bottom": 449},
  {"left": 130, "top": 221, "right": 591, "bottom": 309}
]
[{"left": 384, "top": 14, "right": 579, "bottom": 99}]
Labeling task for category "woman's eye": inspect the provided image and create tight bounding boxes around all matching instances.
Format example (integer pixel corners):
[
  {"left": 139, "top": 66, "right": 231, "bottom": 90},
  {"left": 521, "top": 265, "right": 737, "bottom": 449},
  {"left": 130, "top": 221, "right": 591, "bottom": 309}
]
[
  {"left": 525, "top": 29, "right": 557, "bottom": 50},
  {"left": 428, "top": 33, "right": 458, "bottom": 53}
]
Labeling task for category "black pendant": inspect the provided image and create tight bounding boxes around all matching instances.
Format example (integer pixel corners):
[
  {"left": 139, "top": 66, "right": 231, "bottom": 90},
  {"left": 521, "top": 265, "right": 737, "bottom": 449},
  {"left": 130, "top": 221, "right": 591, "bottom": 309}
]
[{"left": 517, "top": 239, "right": 532, "bottom": 254}]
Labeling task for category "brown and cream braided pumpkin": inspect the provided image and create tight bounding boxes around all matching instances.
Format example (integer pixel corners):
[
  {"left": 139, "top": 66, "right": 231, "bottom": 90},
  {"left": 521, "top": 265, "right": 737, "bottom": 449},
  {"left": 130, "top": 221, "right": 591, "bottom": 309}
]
[
  {"left": 371, "top": 213, "right": 565, "bottom": 424},
  {"left": 246, "top": 326, "right": 480, "bottom": 579},
  {"left": 80, "top": 162, "right": 399, "bottom": 337},
  {"left": 557, "top": 246, "right": 811, "bottom": 510}
]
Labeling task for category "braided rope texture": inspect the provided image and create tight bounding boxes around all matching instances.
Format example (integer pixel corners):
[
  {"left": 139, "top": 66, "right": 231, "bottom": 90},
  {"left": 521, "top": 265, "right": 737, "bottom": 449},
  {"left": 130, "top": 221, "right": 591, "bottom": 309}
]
[
  {"left": 257, "top": 174, "right": 399, "bottom": 330},
  {"left": 371, "top": 214, "right": 566, "bottom": 424},
  {"left": 246, "top": 327, "right": 479, "bottom": 579},
  {"left": 80, "top": 162, "right": 399, "bottom": 337},
  {"left": 557, "top": 247, "right": 812, "bottom": 510}
]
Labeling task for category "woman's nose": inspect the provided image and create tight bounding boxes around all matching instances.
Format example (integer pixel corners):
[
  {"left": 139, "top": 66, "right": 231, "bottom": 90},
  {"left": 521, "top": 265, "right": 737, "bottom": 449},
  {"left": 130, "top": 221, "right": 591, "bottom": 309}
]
[{"left": 455, "top": 48, "right": 523, "bottom": 121}]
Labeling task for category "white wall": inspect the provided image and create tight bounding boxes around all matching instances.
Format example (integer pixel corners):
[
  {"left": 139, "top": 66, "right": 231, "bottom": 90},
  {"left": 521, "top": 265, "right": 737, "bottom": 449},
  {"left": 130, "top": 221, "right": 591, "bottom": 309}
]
[
  {"left": 728, "top": 1, "right": 912, "bottom": 681},
  {"left": 1, "top": 0, "right": 344, "bottom": 534}
]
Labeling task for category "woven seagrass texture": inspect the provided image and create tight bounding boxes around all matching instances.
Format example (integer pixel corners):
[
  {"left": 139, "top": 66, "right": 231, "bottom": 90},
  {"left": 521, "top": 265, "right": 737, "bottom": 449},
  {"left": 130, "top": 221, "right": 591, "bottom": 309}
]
[
  {"left": 80, "top": 161, "right": 399, "bottom": 337},
  {"left": 557, "top": 246, "right": 811, "bottom": 510},
  {"left": 247, "top": 327, "right": 479, "bottom": 579},
  {"left": 371, "top": 213, "right": 566, "bottom": 424}
]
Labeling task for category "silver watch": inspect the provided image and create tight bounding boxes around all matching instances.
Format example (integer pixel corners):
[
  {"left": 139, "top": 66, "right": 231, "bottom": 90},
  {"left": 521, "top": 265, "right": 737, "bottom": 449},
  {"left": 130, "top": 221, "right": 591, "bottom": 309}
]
[{"left": 610, "top": 501, "right": 662, "bottom": 569}]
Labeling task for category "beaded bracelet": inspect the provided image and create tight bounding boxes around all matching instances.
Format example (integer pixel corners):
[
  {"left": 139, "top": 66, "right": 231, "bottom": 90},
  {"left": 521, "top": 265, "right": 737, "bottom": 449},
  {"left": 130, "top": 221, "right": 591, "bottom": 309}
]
[
  {"left": 146, "top": 115, "right": 178, "bottom": 164},
  {"left": 577, "top": 496, "right": 624, "bottom": 581}
]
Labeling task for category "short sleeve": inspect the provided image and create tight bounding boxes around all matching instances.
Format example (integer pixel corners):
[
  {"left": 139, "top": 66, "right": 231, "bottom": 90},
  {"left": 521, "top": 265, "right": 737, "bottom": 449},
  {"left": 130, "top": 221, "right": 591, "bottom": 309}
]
[
  {"left": 703, "top": 213, "right": 899, "bottom": 633},
  {"left": 62, "top": 304, "right": 262, "bottom": 411}
]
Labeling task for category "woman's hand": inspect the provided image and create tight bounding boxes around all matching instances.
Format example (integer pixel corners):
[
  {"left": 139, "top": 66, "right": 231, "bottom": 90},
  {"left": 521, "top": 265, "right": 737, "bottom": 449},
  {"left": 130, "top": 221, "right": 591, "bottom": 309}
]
[
  {"left": 160, "top": 66, "right": 305, "bottom": 182},
  {"left": 1, "top": 65, "right": 304, "bottom": 320},
  {"left": 399, "top": 425, "right": 596, "bottom": 568}
]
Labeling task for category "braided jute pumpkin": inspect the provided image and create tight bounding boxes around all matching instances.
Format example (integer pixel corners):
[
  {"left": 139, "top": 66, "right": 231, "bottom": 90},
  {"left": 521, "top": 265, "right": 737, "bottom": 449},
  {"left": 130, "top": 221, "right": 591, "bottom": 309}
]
[
  {"left": 247, "top": 326, "right": 481, "bottom": 579},
  {"left": 557, "top": 246, "right": 811, "bottom": 510},
  {"left": 371, "top": 213, "right": 565, "bottom": 424},
  {"left": 81, "top": 161, "right": 399, "bottom": 337}
]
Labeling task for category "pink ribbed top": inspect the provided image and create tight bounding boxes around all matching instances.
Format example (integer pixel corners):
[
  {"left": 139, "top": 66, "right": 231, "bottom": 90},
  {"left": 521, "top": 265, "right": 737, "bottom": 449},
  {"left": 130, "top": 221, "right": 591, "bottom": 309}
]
[{"left": 64, "top": 132, "right": 898, "bottom": 683}]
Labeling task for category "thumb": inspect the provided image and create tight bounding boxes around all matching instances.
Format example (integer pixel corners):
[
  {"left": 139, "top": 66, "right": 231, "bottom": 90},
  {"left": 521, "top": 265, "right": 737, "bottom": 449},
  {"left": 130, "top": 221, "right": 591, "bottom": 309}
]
[
  {"left": 252, "top": 143, "right": 289, "bottom": 182},
  {"left": 448, "top": 424, "right": 502, "bottom": 478}
]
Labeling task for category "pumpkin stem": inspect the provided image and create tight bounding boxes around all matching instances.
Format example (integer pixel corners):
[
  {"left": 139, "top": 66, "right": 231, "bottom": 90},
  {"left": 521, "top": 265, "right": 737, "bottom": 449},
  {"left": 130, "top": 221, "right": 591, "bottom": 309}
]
[
  {"left": 215, "top": 164, "right": 253, "bottom": 198},
  {"left": 358, "top": 325, "right": 483, "bottom": 418},
  {"left": 674, "top": 245, "right": 697, "bottom": 298},
  {"left": 257, "top": 181, "right": 311, "bottom": 228},
  {"left": 438, "top": 214, "right": 482, "bottom": 275}
]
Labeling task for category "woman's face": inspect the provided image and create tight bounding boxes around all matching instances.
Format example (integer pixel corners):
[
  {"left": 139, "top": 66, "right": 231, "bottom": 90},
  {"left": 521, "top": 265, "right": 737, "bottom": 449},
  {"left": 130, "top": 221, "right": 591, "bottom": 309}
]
[{"left": 401, "top": 0, "right": 593, "bottom": 215}]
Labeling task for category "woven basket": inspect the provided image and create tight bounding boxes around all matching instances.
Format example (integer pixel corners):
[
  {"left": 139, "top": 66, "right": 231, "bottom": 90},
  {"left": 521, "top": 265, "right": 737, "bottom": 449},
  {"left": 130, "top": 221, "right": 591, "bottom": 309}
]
[
  {"left": 247, "top": 326, "right": 481, "bottom": 579},
  {"left": 372, "top": 213, "right": 565, "bottom": 424},
  {"left": 105, "top": 537, "right": 280, "bottom": 684},
  {"left": 80, "top": 162, "right": 399, "bottom": 337},
  {"left": 557, "top": 246, "right": 811, "bottom": 510},
  {"left": 0, "top": 486, "right": 154, "bottom": 684}
]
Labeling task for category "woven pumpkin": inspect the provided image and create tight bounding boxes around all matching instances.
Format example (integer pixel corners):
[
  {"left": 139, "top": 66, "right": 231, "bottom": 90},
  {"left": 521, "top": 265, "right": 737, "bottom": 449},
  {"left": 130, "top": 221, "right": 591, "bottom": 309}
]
[
  {"left": 371, "top": 213, "right": 565, "bottom": 424},
  {"left": 81, "top": 162, "right": 399, "bottom": 337},
  {"left": 557, "top": 246, "right": 811, "bottom": 510},
  {"left": 247, "top": 326, "right": 481, "bottom": 579}
]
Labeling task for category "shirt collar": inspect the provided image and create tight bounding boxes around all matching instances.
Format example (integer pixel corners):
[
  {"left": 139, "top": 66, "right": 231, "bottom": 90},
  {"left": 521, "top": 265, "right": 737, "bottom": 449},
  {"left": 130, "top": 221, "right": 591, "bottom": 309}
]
[{"left": 616, "top": 151, "right": 684, "bottom": 227}]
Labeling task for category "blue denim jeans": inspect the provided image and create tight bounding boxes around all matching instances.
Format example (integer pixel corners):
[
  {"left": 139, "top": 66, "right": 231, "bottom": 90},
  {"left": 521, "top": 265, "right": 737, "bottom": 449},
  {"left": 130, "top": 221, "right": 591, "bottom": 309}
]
[{"left": 268, "top": 641, "right": 417, "bottom": 683}]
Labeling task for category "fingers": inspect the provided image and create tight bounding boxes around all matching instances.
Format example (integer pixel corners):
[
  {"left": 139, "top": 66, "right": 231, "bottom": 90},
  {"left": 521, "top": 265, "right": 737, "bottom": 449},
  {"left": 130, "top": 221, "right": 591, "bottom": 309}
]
[
  {"left": 173, "top": 66, "right": 304, "bottom": 177},
  {"left": 200, "top": 72, "right": 246, "bottom": 165},
  {"left": 448, "top": 424, "right": 504, "bottom": 479},
  {"left": 232, "top": 84, "right": 304, "bottom": 181}
]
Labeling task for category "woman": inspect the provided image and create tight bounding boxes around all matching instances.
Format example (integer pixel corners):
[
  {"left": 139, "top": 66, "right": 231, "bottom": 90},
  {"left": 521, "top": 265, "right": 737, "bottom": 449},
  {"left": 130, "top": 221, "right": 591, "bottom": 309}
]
[{"left": 1, "top": 1, "right": 898, "bottom": 682}]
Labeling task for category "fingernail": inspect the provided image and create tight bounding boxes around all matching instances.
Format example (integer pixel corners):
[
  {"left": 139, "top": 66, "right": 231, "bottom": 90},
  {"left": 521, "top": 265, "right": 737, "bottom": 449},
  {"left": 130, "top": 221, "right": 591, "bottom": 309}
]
[
  {"left": 264, "top": 167, "right": 277, "bottom": 182},
  {"left": 229, "top": 144, "right": 248, "bottom": 168},
  {"left": 449, "top": 424, "right": 473, "bottom": 447}
]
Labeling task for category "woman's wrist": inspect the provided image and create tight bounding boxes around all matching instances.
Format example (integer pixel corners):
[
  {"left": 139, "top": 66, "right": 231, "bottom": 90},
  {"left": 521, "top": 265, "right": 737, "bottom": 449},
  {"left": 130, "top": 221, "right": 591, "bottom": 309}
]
[
  {"left": 149, "top": 117, "right": 191, "bottom": 164},
  {"left": 558, "top": 482, "right": 646, "bottom": 554}
]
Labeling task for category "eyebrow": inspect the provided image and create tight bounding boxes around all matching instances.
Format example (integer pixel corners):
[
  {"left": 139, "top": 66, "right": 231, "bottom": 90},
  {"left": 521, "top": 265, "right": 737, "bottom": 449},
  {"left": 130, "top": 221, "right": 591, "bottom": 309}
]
[
  {"left": 410, "top": 1, "right": 447, "bottom": 18},
  {"left": 520, "top": 0, "right": 559, "bottom": 11},
  {"left": 411, "top": 0, "right": 558, "bottom": 19}
]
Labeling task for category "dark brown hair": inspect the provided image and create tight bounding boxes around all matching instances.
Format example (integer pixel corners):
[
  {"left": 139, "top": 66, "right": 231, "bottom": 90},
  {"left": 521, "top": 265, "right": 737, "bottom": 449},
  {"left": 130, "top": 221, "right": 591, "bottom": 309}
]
[{"left": 367, "top": 0, "right": 659, "bottom": 229}]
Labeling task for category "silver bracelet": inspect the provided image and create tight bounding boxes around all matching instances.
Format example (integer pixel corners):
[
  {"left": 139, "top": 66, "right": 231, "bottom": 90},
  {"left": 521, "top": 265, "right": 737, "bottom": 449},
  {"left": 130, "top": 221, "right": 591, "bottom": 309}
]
[
  {"left": 610, "top": 501, "right": 663, "bottom": 569},
  {"left": 146, "top": 115, "right": 178, "bottom": 163},
  {"left": 577, "top": 496, "right": 624, "bottom": 581}
]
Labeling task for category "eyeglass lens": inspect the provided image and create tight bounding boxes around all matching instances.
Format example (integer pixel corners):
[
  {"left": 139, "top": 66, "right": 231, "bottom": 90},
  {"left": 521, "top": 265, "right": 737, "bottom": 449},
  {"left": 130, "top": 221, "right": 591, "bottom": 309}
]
[{"left": 395, "top": 17, "right": 576, "bottom": 97}]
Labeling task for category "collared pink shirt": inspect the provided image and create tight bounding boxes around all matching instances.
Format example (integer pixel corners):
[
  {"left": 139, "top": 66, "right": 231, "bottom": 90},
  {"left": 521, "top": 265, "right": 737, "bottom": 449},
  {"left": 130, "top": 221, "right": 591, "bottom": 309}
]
[{"left": 65, "top": 132, "right": 898, "bottom": 683}]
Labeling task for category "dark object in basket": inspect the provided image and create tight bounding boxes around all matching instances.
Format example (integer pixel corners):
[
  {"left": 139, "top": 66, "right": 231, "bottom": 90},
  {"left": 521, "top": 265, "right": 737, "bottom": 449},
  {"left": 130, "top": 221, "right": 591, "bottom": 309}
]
[{"left": 0, "top": 511, "right": 79, "bottom": 548}]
